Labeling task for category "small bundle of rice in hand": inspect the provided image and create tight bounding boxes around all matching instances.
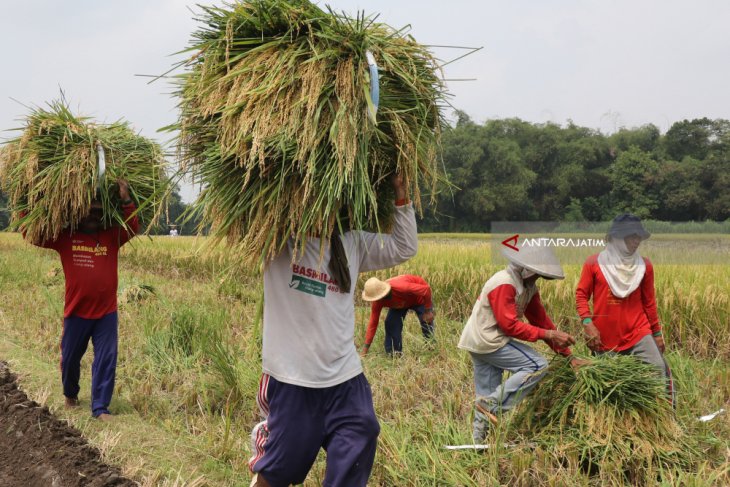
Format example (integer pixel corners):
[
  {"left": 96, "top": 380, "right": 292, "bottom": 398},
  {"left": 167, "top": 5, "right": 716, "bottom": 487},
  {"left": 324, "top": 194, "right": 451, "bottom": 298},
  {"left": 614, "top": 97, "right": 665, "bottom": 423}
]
[
  {"left": 512, "top": 355, "right": 697, "bottom": 482},
  {"left": 0, "top": 99, "right": 169, "bottom": 244},
  {"left": 169, "top": 0, "right": 446, "bottom": 263}
]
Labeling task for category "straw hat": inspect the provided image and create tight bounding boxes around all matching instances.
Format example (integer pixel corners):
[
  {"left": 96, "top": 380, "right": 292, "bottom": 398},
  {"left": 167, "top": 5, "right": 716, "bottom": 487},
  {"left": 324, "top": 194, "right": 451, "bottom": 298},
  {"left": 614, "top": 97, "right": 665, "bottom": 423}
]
[
  {"left": 362, "top": 277, "right": 391, "bottom": 301},
  {"left": 501, "top": 245, "right": 565, "bottom": 280}
]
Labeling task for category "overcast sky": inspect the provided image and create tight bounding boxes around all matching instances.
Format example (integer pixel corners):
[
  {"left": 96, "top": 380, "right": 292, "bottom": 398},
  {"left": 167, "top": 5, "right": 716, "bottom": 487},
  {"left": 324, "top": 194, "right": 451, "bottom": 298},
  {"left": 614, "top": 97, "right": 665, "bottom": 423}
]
[{"left": 2, "top": 0, "right": 729, "bottom": 201}]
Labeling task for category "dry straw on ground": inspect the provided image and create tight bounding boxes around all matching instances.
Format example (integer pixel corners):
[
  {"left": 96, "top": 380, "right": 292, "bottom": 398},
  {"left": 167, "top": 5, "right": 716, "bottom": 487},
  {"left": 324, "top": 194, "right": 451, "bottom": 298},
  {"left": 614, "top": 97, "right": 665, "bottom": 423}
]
[
  {"left": 0, "top": 99, "right": 169, "bottom": 244},
  {"left": 169, "top": 0, "right": 447, "bottom": 263}
]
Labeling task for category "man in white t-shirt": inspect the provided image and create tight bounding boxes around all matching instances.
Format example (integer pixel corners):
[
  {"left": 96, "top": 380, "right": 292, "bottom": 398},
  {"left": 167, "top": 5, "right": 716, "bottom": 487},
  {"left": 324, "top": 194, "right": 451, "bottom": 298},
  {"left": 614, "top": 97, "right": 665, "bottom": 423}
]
[{"left": 249, "top": 175, "right": 417, "bottom": 487}]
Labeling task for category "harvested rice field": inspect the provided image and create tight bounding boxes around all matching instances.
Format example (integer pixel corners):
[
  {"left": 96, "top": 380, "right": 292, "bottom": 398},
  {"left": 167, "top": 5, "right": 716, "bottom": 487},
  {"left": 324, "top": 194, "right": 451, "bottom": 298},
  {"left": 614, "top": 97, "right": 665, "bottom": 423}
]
[{"left": 0, "top": 232, "right": 727, "bottom": 486}]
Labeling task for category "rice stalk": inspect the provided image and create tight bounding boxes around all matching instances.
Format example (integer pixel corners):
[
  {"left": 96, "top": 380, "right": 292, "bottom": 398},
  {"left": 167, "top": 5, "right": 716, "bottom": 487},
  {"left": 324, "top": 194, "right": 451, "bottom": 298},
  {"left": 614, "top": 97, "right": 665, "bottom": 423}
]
[
  {"left": 0, "top": 99, "right": 170, "bottom": 244},
  {"left": 167, "top": 0, "right": 448, "bottom": 264},
  {"left": 512, "top": 355, "right": 699, "bottom": 481}
]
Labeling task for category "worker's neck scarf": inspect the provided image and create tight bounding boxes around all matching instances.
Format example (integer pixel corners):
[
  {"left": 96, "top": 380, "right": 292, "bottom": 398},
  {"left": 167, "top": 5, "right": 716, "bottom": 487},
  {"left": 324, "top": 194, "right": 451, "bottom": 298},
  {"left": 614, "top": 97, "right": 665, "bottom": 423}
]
[
  {"left": 507, "top": 263, "right": 536, "bottom": 296},
  {"left": 597, "top": 238, "right": 645, "bottom": 298}
]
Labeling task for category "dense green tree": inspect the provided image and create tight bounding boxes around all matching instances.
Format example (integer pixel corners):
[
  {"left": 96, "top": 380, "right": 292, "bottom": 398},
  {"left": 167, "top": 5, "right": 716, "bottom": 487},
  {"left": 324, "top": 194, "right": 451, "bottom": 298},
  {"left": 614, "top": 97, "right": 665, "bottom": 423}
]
[
  {"left": 609, "top": 124, "right": 661, "bottom": 153},
  {"left": 654, "top": 157, "right": 709, "bottom": 221},
  {"left": 609, "top": 147, "right": 661, "bottom": 219},
  {"left": 663, "top": 118, "right": 717, "bottom": 161},
  {"left": 564, "top": 198, "right": 585, "bottom": 221},
  {"left": 700, "top": 152, "right": 730, "bottom": 221},
  {"left": 427, "top": 115, "right": 537, "bottom": 231}
]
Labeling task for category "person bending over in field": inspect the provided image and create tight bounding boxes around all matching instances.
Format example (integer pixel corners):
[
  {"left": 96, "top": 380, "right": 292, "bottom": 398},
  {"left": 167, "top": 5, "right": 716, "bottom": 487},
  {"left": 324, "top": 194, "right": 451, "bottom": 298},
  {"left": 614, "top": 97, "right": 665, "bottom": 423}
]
[
  {"left": 360, "top": 274, "right": 435, "bottom": 356},
  {"left": 458, "top": 245, "right": 579, "bottom": 443},
  {"left": 249, "top": 175, "right": 417, "bottom": 487},
  {"left": 576, "top": 214, "right": 675, "bottom": 406},
  {"left": 25, "top": 180, "right": 138, "bottom": 421}
]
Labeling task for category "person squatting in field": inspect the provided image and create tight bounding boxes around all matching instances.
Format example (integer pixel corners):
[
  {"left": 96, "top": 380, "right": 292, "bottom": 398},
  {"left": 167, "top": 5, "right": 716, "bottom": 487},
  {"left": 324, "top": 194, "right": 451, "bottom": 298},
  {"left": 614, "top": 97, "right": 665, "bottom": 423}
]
[
  {"left": 360, "top": 274, "right": 435, "bottom": 356},
  {"left": 25, "top": 180, "right": 138, "bottom": 421},
  {"left": 248, "top": 175, "right": 418, "bottom": 487},
  {"left": 576, "top": 213, "right": 676, "bottom": 406},
  {"left": 458, "top": 245, "right": 581, "bottom": 443}
]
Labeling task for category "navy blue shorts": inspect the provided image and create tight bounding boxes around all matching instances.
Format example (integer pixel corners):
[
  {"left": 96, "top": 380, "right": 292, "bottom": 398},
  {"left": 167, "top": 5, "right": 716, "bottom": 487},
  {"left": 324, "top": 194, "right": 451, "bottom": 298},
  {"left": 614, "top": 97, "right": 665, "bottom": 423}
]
[{"left": 249, "top": 373, "right": 380, "bottom": 487}]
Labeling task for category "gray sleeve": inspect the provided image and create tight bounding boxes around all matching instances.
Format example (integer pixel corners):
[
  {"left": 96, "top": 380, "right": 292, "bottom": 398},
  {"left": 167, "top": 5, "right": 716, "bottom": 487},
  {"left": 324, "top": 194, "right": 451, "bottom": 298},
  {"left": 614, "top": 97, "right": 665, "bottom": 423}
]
[{"left": 357, "top": 204, "right": 418, "bottom": 272}]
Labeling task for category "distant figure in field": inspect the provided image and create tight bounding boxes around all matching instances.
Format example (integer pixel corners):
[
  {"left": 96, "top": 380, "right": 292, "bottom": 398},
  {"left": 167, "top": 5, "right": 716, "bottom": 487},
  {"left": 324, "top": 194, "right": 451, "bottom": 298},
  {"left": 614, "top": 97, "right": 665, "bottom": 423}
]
[
  {"left": 576, "top": 213, "right": 675, "bottom": 406},
  {"left": 458, "top": 245, "right": 580, "bottom": 443},
  {"left": 248, "top": 175, "right": 417, "bottom": 487},
  {"left": 25, "top": 180, "right": 138, "bottom": 421},
  {"left": 169, "top": 227, "right": 179, "bottom": 237},
  {"left": 360, "top": 274, "right": 435, "bottom": 356}
]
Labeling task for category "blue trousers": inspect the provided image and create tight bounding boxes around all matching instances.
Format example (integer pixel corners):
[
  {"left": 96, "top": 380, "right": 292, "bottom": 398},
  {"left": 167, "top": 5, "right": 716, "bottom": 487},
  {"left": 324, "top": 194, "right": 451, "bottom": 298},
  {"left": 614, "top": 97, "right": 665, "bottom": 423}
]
[
  {"left": 250, "top": 373, "right": 379, "bottom": 487},
  {"left": 384, "top": 304, "right": 434, "bottom": 354},
  {"left": 61, "top": 311, "right": 118, "bottom": 416},
  {"left": 469, "top": 340, "right": 548, "bottom": 439}
]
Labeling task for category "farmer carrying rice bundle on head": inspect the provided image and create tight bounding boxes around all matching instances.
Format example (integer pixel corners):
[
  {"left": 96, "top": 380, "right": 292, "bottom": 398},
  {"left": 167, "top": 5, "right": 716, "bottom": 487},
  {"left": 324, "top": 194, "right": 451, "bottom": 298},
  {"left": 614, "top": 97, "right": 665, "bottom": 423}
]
[
  {"left": 168, "top": 1, "right": 448, "bottom": 485},
  {"left": 0, "top": 100, "right": 167, "bottom": 420},
  {"left": 576, "top": 213, "right": 675, "bottom": 406},
  {"left": 250, "top": 174, "right": 416, "bottom": 487},
  {"left": 458, "top": 245, "right": 582, "bottom": 443},
  {"left": 23, "top": 181, "right": 138, "bottom": 421}
]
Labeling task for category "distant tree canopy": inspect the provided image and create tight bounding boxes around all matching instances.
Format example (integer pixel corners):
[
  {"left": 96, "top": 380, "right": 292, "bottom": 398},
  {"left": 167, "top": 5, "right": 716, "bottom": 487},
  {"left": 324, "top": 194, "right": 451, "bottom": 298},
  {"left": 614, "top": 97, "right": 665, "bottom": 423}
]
[
  {"left": 2, "top": 116, "right": 729, "bottom": 233},
  {"left": 420, "top": 115, "right": 730, "bottom": 231}
]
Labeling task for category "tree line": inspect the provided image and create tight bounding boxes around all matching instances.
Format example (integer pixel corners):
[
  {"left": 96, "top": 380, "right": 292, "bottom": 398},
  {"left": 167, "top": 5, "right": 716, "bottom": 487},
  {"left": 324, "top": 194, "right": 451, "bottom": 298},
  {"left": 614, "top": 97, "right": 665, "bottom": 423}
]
[
  {"left": 420, "top": 114, "right": 730, "bottom": 232},
  {"left": 1, "top": 115, "right": 729, "bottom": 233}
]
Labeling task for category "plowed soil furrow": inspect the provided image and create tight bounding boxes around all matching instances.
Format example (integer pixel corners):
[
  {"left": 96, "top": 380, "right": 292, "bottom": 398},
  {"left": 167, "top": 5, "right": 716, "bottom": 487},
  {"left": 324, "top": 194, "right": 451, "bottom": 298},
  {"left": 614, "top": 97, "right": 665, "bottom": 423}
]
[{"left": 0, "top": 361, "right": 136, "bottom": 487}]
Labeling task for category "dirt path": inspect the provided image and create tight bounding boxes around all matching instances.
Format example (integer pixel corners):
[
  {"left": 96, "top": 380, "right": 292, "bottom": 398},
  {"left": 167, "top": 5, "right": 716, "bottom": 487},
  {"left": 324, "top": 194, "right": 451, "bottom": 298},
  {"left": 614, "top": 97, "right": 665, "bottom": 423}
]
[{"left": 0, "top": 361, "right": 137, "bottom": 487}]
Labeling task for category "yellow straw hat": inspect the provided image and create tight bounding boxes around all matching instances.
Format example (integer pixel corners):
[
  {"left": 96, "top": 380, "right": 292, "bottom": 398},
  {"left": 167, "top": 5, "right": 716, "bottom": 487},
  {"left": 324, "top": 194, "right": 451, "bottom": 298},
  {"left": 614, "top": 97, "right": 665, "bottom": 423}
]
[{"left": 362, "top": 277, "right": 391, "bottom": 301}]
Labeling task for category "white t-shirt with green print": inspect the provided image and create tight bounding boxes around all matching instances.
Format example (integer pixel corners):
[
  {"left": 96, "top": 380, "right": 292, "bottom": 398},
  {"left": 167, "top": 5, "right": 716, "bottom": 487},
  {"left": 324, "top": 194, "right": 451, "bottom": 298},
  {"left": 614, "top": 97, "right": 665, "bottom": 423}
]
[{"left": 262, "top": 204, "right": 417, "bottom": 388}]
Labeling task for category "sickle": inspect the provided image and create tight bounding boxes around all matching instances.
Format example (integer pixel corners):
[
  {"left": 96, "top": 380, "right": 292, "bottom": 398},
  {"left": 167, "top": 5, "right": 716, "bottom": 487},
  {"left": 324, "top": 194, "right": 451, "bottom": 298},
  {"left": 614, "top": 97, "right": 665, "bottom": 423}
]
[
  {"left": 365, "top": 50, "right": 379, "bottom": 124},
  {"left": 96, "top": 141, "right": 106, "bottom": 192}
]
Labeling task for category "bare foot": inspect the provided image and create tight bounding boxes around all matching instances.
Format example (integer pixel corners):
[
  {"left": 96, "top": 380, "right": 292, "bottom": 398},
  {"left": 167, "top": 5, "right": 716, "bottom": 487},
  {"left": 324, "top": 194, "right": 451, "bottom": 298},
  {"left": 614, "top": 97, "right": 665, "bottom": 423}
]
[
  {"left": 64, "top": 397, "right": 79, "bottom": 409},
  {"left": 96, "top": 413, "right": 113, "bottom": 422}
]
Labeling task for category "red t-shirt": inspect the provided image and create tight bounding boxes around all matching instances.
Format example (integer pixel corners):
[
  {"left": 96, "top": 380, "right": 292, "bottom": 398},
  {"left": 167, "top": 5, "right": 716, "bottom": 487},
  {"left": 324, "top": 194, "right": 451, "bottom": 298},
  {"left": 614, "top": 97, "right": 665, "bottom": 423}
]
[
  {"left": 576, "top": 254, "right": 660, "bottom": 352},
  {"left": 33, "top": 204, "right": 139, "bottom": 319},
  {"left": 364, "top": 275, "right": 432, "bottom": 345},
  {"left": 487, "top": 285, "right": 571, "bottom": 356}
]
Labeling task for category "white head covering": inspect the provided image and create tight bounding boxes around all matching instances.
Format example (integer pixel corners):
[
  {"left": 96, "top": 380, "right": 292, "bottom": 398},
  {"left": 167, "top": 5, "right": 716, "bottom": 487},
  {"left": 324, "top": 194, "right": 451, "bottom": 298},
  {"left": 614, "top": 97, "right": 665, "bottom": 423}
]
[
  {"left": 597, "top": 237, "right": 645, "bottom": 298},
  {"left": 501, "top": 245, "right": 565, "bottom": 279},
  {"left": 502, "top": 245, "right": 564, "bottom": 294}
]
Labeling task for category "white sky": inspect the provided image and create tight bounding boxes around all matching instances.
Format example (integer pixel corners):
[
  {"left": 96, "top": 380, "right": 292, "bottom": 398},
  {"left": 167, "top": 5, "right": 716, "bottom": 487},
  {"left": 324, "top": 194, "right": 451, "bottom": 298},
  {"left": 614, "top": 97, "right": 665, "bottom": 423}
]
[{"left": 2, "top": 0, "right": 729, "bottom": 202}]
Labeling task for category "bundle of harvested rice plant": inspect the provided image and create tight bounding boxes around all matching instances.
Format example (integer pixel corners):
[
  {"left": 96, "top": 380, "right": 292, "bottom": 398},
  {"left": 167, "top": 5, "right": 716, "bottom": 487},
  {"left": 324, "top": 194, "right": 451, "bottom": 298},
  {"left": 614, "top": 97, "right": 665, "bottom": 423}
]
[
  {"left": 0, "top": 99, "right": 169, "bottom": 244},
  {"left": 118, "top": 283, "right": 157, "bottom": 306},
  {"left": 169, "top": 0, "right": 447, "bottom": 262},
  {"left": 512, "top": 355, "right": 699, "bottom": 483}
]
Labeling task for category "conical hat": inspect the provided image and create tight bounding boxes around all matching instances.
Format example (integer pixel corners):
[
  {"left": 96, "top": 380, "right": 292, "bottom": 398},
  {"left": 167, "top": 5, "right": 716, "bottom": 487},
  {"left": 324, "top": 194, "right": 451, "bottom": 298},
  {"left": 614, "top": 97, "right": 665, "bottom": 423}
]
[{"left": 501, "top": 244, "right": 565, "bottom": 279}]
